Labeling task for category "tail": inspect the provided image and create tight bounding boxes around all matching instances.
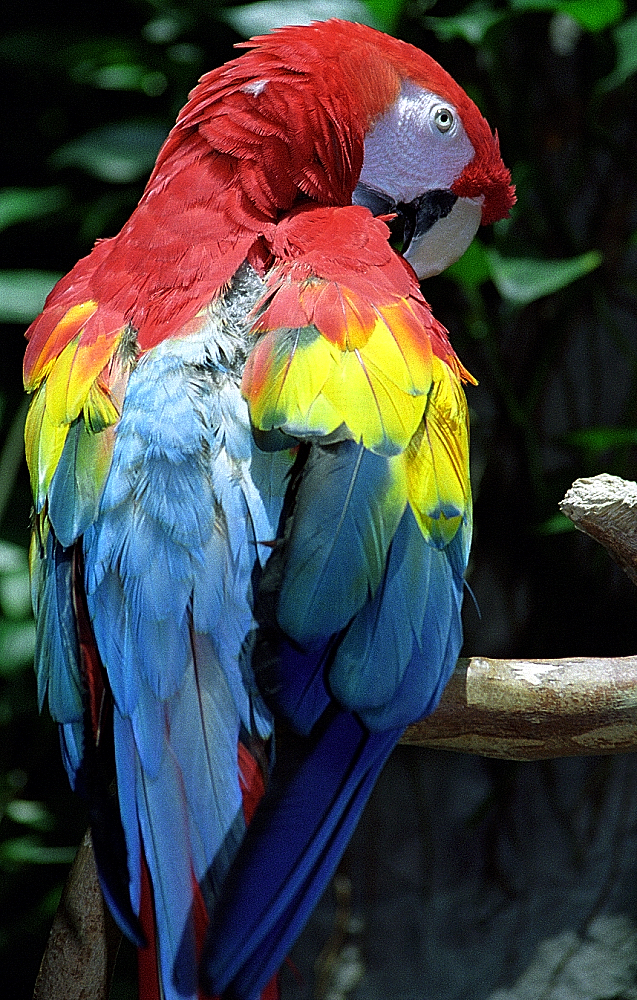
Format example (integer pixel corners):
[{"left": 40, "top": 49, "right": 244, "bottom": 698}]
[
  {"left": 203, "top": 711, "right": 399, "bottom": 1000},
  {"left": 137, "top": 737, "right": 281, "bottom": 1000}
]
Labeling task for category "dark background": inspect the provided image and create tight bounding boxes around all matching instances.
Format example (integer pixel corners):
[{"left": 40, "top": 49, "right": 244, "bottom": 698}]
[{"left": 1, "top": 0, "right": 636, "bottom": 996}]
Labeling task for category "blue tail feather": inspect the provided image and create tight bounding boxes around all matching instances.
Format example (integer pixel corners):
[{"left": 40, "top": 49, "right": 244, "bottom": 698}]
[{"left": 203, "top": 710, "right": 400, "bottom": 1000}]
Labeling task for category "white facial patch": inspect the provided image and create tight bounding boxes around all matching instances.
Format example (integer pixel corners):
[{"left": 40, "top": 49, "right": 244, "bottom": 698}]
[{"left": 358, "top": 80, "right": 475, "bottom": 205}]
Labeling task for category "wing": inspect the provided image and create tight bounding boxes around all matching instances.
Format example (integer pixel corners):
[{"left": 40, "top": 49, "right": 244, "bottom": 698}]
[
  {"left": 25, "top": 257, "right": 289, "bottom": 1000},
  {"left": 205, "top": 205, "right": 473, "bottom": 998},
  {"left": 25, "top": 253, "right": 132, "bottom": 767}
]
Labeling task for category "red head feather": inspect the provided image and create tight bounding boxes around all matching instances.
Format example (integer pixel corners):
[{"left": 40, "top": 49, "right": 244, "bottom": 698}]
[
  {"left": 25, "top": 20, "right": 513, "bottom": 359},
  {"left": 153, "top": 19, "right": 514, "bottom": 222}
]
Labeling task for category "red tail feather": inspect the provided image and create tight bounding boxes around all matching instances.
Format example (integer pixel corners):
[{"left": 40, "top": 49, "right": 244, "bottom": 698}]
[
  {"left": 137, "top": 742, "right": 279, "bottom": 999},
  {"left": 138, "top": 854, "right": 161, "bottom": 1000}
]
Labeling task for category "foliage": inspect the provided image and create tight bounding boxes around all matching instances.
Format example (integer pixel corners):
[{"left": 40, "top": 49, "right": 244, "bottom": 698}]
[{"left": 0, "top": 0, "right": 636, "bottom": 996}]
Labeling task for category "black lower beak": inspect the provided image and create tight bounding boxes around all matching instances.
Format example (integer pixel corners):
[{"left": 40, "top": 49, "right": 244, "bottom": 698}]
[{"left": 352, "top": 184, "right": 457, "bottom": 255}]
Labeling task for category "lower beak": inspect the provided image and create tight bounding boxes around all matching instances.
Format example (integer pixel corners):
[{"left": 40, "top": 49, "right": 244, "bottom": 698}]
[{"left": 404, "top": 195, "right": 483, "bottom": 280}]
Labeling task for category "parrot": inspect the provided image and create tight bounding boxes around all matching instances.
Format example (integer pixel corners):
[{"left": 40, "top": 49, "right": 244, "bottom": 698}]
[{"left": 23, "top": 18, "right": 515, "bottom": 1000}]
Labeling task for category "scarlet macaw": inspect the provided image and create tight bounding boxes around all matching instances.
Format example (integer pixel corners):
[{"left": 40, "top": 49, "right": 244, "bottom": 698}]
[{"left": 24, "top": 19, "right": 515, "bottom": 1000}]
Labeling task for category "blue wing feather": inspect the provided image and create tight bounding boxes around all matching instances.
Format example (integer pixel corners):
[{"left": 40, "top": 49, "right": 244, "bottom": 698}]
[
  {"left": 31, "top": 531, "right": 83, "bottom": 725},
  {"left": 331, "top": 506, "right": 467, "bottom": 730},
  {"left": 47, "top": 414, "right": 117, "bottom": 549},
  {"left": 276, "top": 440, "right": 405, "bottom": 643}
]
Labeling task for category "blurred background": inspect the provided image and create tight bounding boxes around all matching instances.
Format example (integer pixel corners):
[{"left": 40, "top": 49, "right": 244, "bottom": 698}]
[{"left": 1, "top": 0, "right": 636, "bottom": 996}]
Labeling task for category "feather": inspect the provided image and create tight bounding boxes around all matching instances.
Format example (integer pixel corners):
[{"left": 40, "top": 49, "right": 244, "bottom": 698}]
[
  {"left": 29, "top": 524, "right": 83, "bottom": 725},
  {"left": 330, "top": 506, "right": 468, "bottom": 730},
  {"left": 203, "top": 712, "right": 400, "bottom": 1000},
  {"left": 47, "top": 417, "right": 116, "bottom": 547},
  {"left": 24, "top": 383, "right": 70, "bottom": 511},
  {"left": 404, "top": 356, "right": 471, "bottom": 549},
  {"left": 275, "top": 439, "right": 407, "bottom": 644}
]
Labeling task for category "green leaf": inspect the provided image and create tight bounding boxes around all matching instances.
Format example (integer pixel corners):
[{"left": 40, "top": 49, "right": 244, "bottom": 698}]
[
  {"left": 0, "top": 835, "right": 76, "bottom": 866},
  {"left": 446, "top": 244, "right": 602, "bottom": 305},
  {"left": 361, "top": 0, "right": 405, "bottom": 33},
  {"left": 538, "top": 512, "right": 575, "bottom": 535},
  {"left": 0, "top": 621, "right": 36, "bottom": 673},
  {"left": 92, "top": 64, "right": 167, "bottom": 96},
  {"left": 0, "top": 542, "right": 32, "bottom": 620},
  {"left": 445, "top": 239, "right": 493, "bottom": 291},
  {"left": 424, "top": 5, "right": 506, "bottom": 44},
  {"left": 0, "top": 541, "right": 29, "bottom": 576},
  {"left": 220, "top": 1, "right": 379, "bottom": 37},
  {"left": 37, "top": 885, "right": 65, "bottom": 921},
  {"left": 566, "top": 0, "right": 624, "bottom": 31},
  {"left": 0, "top": 270, "right": 62, "bottom": 323},
  {"left": 486, "top": 249, "right": 602, "bottom": 305},
  {"left": 63, "top": 36, "right": 167, "bottom": 94},
  {"left": 509, "top": 0, "right": 624, "bottom": 31},
  {"left": 0, "top": 187, "right": 67, "bottom": 233},
  {"left": 51, "top": 122, "right": 168, "bottom": 184},
  {"left": 4, "top": 800, "right": 55, "bottom": 832},
  {"left": 71, "top": 56, "right": 168, "bottom": 96},
  {"left": 598, "top": 15, "right": 637, "bottom": 91},
  {"left": 0, "top": 578, "right": 31, "bottom": 624},
  {"left": 142, "top": 14, "right": 184, "bottom": 44},
  {"left": 566, "top": 426, "right": 637, "bottom": 453}
]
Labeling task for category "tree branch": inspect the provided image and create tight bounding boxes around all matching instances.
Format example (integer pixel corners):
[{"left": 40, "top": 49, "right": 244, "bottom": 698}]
[
  {"left": 400, "top": 655, "right": 637, "bottom": 758},
  {"left": 33, "top": 829, "right": 121, "bottom": 1000},
  {"left": 559, "top": 473, "right": 637, "bottom": 586}
]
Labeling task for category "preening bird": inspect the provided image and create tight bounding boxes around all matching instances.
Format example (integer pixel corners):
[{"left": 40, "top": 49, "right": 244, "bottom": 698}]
[{"left": 24, "top": 19, "right": 515, "bottom": 1000}]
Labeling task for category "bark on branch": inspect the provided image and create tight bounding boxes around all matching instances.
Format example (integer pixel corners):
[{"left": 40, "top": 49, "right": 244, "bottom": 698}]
[
  {"left": 559, "top": 473, "right": 637, "bottom": 586},
  {"left": 32, "top": 830, "right": 121, "bottom": 1000},
  {"left": 401, "top": 655, "right": 637, "bottom": 759}
]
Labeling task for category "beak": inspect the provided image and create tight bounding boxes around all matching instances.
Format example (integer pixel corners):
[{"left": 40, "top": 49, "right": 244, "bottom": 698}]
[
  {"left": 352, "top": 183, "right": 483, "bottom": 280},
  {"left": 404, "top": 195, "right": 483, "bottom": 279}
]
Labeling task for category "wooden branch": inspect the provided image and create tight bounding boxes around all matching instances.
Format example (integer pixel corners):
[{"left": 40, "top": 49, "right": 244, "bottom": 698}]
[
  {"left": 401, "top": 475, "right": 637, "bottom": 758},
  {"left": 33, "top": 829, "right": 121, "bottom": 1000},
  {"left": 560, "top": 473, "right": 637, "bottom": 585},
  {"left": 400, "top": 655, "right": 637, "bottom": 758}
]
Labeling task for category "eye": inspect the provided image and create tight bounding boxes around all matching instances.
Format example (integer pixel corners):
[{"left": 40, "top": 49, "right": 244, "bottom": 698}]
[{"left": 433, "top": 106, "right": 454, "bottom": 133}]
